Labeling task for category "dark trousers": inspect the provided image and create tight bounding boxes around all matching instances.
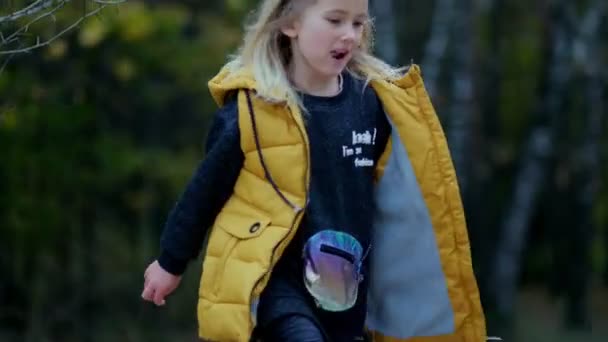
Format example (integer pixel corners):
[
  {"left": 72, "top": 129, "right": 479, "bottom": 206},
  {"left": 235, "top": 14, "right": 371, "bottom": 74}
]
[{"left": 259, "top": 314, "right": 326, "bottom": 342}]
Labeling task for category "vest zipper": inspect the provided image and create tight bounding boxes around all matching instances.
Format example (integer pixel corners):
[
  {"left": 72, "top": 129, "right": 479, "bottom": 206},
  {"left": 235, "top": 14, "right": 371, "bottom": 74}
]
[
  {"left": 248, "top": 101, "right": 311, "bottom": 332},
  {"left": 245, "top": 90, "right": 303, "bottom": 212}
]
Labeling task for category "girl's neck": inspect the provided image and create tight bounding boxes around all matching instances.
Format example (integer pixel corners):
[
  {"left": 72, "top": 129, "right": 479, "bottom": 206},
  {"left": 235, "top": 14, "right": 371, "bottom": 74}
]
[{"left": 288, "top": 61, "right": 342, "bottom": 97}]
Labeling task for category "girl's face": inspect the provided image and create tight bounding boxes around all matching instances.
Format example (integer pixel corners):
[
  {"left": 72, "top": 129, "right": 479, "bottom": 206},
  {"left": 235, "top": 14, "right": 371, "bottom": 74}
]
[{"left": 282, "top": 0, "right": 368, "bottom": 80}]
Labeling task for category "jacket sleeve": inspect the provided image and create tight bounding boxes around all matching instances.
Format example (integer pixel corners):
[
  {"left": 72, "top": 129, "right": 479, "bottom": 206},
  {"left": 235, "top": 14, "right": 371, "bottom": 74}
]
[{"left": 158, "top": 98, "right": 243, "bottom": 275}]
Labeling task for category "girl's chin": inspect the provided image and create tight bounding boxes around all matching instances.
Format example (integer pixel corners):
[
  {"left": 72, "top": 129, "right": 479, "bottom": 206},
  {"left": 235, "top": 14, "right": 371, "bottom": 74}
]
[{"left": 318, "top": 64, "right": 347, "bottom": 77}]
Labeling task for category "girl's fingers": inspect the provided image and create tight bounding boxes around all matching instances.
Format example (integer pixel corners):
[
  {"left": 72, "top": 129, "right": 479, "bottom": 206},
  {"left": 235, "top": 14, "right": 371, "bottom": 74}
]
[
  {"left": 153, "top": 288, "right": 166, "bottom": 306},
  {"left": 141, "top": 284, "right": 155, "bottom": 302}
]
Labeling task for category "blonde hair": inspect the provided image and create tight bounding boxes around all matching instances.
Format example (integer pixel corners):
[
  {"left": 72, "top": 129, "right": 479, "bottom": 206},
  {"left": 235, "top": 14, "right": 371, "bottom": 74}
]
[{"left": 224, "top": 0, "right": 405, "bottom": 109}]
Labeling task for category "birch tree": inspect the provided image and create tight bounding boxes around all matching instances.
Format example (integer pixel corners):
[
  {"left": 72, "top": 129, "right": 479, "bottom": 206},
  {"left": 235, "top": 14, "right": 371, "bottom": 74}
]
[
  {"left": 489, "top": 0, "right": 605, "bottom": 328},
  {"left": 421, "top": 0, "right": 454, "bottom": 99},
  {"left": 489, "top": 0, "right": 569, "bottom": 318},
  {"left": 559, "top": 0, "right": 605, "bottom": 328},
  {"left": 444, "top": 0, "right": 475, "bottom": 199},
  {"left": 370, "top": 0, "right": 398, "bottom": 65},
  {"left": 466, "top": 0, "right": 505, "bottom": 303}
]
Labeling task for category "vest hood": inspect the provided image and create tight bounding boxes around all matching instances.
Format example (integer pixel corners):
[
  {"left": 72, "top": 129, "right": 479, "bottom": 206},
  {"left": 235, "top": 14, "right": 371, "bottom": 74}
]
[
  {"left": 207, "top": 63, "right": 426, "bottom": 107},
  {"left": 208, "top": 65, "right": 257, "bottom": 107}
]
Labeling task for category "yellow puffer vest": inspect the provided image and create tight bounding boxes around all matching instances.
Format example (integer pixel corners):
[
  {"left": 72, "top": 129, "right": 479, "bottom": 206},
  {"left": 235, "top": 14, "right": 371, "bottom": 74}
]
[{"left": 198, "top": 65, "right": 486, "bottom": 342}]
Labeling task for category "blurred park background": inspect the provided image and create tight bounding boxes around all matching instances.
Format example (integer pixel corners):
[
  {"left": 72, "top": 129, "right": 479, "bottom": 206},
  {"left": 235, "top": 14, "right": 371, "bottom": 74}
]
[{"left": 1, "top": 0, "right": 606, "bottom": 341}]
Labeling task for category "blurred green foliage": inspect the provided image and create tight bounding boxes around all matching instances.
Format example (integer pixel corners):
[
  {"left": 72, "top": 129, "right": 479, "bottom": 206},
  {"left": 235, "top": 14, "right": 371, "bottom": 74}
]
[{"left": 1, "top": 1, "right": 244, "bottom": 340}]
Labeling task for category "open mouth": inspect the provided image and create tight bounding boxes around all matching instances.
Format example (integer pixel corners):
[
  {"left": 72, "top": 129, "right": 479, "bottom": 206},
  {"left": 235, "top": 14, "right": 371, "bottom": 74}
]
[{"left": 331, "top": 50, "right": 349, "bottom": 60}]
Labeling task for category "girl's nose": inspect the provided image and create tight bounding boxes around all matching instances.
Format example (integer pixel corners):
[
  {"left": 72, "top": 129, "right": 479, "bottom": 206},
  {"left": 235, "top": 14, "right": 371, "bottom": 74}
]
[{"left": 341, "top": 26, "right": 357, "bottom": 42}]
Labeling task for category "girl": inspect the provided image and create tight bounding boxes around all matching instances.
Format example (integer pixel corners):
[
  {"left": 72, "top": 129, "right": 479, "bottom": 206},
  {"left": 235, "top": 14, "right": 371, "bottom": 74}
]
[{"left": 142, "top": 0, "right": 486, "bottom": 341}]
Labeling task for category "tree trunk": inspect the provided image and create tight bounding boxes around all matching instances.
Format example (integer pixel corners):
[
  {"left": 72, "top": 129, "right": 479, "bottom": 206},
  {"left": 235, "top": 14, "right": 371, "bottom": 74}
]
[
  {"left": 489, "top": 0, "right": 572, "bottom": 319},
  {"left": 421, "top": 0, "right": 454, "bottom": 99},
  {"left": 370, "top": 0, "right": 399, "bottom": 65},
  {"left": 561, "top": 0, "right": 605, "bottom": 328},
  {"left": 467, "top": 0, "right": 505, "bottom": 309},
  {"left": 445, "top": 0, "right": 475, "bottom": 200}
]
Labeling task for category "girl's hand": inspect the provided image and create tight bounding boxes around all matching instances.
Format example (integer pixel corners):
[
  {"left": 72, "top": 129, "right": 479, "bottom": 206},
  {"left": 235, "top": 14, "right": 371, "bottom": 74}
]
[{"left": 141, "top": 260, "right": 182, "bottom": 306}]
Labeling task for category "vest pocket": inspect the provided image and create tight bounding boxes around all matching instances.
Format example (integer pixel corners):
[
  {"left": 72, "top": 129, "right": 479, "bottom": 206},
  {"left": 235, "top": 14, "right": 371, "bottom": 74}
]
[
  {"left": 209, "top": 206, "right": 272, "bottom": 296},
  {"left": 216, "top": 208, "right": 272, "bottom": 239}
]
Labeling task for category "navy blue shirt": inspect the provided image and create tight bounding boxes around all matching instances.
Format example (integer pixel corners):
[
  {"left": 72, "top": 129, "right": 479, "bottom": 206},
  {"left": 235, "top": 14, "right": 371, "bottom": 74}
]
[
  {"left": 158, "top": 98, "right": 241, "bottom": 275},
  {"left": 158, "top": 72, "right": 390, "bottom": 341}
]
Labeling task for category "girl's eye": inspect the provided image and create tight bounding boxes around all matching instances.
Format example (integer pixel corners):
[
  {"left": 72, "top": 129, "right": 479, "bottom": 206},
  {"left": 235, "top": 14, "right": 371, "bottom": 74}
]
[
  {"left": 353, "top": 21, "right": 364, "bottom": 28},
  {"left": 327, "top": 18, "right": 341, "bottom": 25}
]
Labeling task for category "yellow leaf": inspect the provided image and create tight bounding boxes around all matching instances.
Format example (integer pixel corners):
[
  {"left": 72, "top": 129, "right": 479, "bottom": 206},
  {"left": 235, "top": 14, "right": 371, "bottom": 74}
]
[
  {"left": 113, "top": 58, "right": 137, "bottom": 82},
  {"left": 117, "top": 3, "right": 154, "bottom": 42},
  {"left": 226, "top": 0, "right": 247, "bottom": 13},
  {"left": 79, "top": 18, "right": 108, "bottom": 48},
  {"left": 1, "top": 107, "right": 18, "bottom": 130},
  {"left": 45, "top": 39, "right": 67, "bottom": 60}
]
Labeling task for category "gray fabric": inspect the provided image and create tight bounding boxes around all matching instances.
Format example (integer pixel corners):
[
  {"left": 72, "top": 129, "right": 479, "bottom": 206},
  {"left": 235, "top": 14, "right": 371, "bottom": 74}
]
[{"left": 366, "top": 127, "right": 454, "bottom": 338}]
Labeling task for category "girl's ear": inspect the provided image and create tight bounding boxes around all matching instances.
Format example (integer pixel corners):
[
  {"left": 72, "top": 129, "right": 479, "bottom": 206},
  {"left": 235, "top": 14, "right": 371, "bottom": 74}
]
[{"left": 280, "top": 20, "right": 299, "bottom": 38}]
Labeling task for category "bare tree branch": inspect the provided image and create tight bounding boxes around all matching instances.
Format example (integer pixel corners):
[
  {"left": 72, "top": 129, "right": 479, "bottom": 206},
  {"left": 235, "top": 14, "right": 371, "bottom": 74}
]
[
  {"left": 0, "top": 0, "right": 55, "bottom": 24},
  {"left": 1, "top": 4, "right": 105, "bottom": 54},
  {"left": 1, "top": 0, "right": 70, "bottom": 49},
  {"left": 90, "top": 0, "right": 126, "bottom": 4},
  {"left": 0, "top": 50, "right": 16, "bottom": 73},
  {"left": 0, "top": 0, "right": 126, "bottom": 57}
]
